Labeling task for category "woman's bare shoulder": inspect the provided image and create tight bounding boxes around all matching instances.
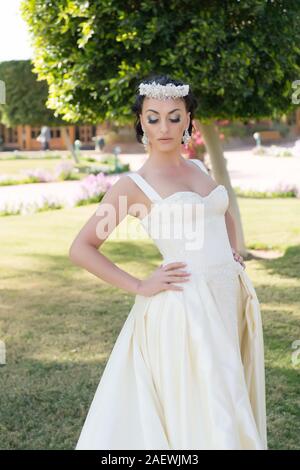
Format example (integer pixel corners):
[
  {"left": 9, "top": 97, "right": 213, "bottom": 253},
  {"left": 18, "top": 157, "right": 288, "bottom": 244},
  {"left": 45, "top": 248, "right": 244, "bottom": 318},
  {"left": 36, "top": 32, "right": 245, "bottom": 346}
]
[
  {"left": 98, "top": 173, "right": 144, "bottom": 212},
  {"left": 104, "top": 173, "right": 138, "bottom": 196}
]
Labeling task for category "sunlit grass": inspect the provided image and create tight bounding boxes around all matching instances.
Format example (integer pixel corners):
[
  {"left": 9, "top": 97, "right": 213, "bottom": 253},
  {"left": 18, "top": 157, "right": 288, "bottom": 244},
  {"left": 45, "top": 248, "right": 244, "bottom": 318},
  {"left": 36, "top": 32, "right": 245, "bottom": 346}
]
[{"left": 0, "top": 197, "right": 299, "bottom": 449}]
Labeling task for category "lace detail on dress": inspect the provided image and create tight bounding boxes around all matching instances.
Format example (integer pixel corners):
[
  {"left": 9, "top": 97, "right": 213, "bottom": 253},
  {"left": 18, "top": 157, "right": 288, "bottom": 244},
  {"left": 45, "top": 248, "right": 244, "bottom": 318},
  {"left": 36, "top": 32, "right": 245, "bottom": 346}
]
[{"left": 161, "top": 259, "right": 245, "bottom": 283}]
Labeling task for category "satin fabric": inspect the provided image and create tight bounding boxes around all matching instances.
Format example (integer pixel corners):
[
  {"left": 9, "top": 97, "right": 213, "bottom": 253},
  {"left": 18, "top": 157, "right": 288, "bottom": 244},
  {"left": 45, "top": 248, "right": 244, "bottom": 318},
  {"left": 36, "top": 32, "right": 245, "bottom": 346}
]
[{"left": 75, "top": 159, "right": 267, "bottom": 450}]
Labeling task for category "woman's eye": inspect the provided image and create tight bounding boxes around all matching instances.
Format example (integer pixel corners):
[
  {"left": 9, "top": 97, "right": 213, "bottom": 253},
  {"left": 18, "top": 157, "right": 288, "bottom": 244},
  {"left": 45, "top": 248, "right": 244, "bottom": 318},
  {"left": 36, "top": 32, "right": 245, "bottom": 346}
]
[{"left": 147, "top": 117, "right": 181, "bottom": 124}]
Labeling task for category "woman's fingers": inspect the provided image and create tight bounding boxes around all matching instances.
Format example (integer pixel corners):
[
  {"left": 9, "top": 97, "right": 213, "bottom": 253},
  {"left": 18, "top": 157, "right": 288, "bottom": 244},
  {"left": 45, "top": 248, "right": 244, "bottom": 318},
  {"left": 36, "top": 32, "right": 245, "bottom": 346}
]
[
  {"left": 159, "top": 263, "right": 189, "bottom": 291},
  {"left": 168, "top": 270, "right": 190, "bottom": 277},
  {"left": 163, "top": 283, "right": 184, "bottom": 291},
  {"left": 162, "top": 262, "right": 187, "bottom": 271},
  {"left": 232, "top": 250, "right": 246, "bottom": 269},
  {"left": 165, "top": 274, "right": 190, "bottom": 282}
]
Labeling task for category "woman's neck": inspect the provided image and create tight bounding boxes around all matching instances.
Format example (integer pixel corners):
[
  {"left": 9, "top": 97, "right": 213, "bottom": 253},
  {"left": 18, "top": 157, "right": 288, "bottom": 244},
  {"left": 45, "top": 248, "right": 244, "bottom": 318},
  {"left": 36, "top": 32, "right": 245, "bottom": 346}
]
[{"left": 147, "top": 150, "right": 186, "bottom": 169}]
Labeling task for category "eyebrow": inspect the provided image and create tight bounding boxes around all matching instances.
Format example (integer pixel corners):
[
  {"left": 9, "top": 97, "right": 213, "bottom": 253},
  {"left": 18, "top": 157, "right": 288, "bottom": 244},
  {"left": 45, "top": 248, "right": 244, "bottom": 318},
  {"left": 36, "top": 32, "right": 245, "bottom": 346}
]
[{"left": 145, "top": 108, "right": 182, "bottom": 114}]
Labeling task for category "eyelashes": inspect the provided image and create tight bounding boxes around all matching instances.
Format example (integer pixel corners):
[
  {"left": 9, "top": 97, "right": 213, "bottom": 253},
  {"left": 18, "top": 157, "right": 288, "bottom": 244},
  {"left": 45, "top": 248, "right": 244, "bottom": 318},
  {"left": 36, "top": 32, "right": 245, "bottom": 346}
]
[{"left": 147, "top": 118, "right": 181, "bottom": 124}]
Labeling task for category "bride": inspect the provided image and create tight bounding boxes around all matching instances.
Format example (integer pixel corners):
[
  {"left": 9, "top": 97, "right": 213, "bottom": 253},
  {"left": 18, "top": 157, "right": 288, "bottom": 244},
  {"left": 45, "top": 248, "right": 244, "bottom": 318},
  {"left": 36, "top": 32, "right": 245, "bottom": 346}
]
[{"left": 69, "top": 74, "right": 267, "bottom": 450}]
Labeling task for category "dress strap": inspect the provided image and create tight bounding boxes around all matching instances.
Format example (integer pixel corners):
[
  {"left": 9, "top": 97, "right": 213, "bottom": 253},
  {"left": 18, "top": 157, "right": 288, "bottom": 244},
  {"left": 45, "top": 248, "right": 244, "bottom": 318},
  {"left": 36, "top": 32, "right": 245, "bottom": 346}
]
[
  {"left": 190, "top": 158, "right": 209, "bottom": 175},
  {"left": 127, "top": 173, "right": 162, "bottom": 202}
]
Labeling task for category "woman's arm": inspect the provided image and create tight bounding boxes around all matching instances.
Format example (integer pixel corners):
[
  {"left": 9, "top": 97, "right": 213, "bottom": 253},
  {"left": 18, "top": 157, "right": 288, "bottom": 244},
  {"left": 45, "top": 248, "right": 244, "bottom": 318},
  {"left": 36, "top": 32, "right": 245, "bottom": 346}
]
[
  {"left": 225, "top": 208, "right": 238, "bottom": 252},
  {"left": 200, "top": 168, "right": 244, "bottom": 267},
  {"left": 69, "top": 175, "right": 142, "bottom": 295},
  {"left": 225, "top": 208, "right": 245, "bottom": 268}
]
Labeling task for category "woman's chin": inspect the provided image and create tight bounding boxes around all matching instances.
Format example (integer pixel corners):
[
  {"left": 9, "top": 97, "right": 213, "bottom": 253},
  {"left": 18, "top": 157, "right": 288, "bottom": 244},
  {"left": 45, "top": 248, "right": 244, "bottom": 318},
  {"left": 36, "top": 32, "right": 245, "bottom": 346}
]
[
  {"left": 148, "top": 140, "right": 181, "bottom": 153},
  {"left": 156, "top": 140, "right": 179, "bottom": 150}
]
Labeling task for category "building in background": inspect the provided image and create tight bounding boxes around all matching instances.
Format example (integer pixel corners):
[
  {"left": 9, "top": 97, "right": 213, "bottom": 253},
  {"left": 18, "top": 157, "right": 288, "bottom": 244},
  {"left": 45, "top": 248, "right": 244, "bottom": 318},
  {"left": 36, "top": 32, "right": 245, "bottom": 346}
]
[
  {"left": 0, "top": 123, "right": 98, "bottom": 150},
  {"left": 1, "top": 110, "right": 300, "bottom": 152}
]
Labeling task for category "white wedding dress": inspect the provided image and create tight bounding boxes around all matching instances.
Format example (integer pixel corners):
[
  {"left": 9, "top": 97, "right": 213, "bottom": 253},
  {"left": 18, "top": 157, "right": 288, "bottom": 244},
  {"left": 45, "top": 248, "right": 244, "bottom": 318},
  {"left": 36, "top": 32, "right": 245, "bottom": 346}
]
[{"left": 75, "top": 158, "right": 268, "bottom": 450}]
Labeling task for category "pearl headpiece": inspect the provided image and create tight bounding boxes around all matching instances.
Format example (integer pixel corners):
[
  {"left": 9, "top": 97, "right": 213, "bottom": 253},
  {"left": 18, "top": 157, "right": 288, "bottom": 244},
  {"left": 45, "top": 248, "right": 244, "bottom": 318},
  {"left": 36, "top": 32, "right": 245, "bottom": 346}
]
[{"left": 138, "top": 81, "right": 189, "bottom": 100}]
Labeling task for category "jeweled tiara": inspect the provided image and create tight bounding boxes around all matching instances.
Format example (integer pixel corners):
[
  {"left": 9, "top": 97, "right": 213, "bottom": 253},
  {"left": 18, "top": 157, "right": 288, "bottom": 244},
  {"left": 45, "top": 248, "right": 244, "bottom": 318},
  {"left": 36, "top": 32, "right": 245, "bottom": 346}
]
[{"left": 138, "top": 81, "right": 189, "bottom": 99}]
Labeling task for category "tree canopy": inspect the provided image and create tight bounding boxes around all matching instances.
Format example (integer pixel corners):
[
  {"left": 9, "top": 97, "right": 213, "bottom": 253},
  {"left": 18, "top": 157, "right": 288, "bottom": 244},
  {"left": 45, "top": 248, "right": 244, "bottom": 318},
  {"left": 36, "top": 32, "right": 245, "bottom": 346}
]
[
  {"left": 0, "top": 60, "right": 64, "bottom": 126},
  {"left": 21, "top": 0, "right": 300, "bottom": 125}
]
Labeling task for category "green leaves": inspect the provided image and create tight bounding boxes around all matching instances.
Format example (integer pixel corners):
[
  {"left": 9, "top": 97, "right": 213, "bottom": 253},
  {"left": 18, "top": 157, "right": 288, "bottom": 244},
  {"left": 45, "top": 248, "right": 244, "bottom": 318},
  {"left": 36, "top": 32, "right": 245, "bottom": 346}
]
[
  {"left": 19, "top": 0, "right": 300, "bottom": 123},
  {"left": 0, "top": 60, "right": 64, "bottom": 126}
]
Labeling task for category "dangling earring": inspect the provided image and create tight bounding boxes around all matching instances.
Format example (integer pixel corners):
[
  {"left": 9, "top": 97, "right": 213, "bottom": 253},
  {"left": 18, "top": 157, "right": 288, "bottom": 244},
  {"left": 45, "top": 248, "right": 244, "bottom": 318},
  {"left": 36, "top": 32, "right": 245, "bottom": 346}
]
[
  {"left": 141, "top": 129, "right": 148, "bottom": 150},
  {"left": 183, "top": 128, "right": 191, "bottom": 145}
]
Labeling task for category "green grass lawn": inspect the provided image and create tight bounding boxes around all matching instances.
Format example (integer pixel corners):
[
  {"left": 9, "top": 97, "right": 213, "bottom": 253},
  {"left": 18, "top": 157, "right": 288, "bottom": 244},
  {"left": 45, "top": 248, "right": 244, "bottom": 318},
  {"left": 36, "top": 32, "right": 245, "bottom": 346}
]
[
  {"left": 0, "top": 197, "right": 299, "bottom": 449},
  {"left": 0, "top": 157, "right": 66, "bottom": 175},
  {"left": 0, "top": 157, "right": 97, "bottom": 186},
  {"left": 0, "top": 155, "right": 123, "bottom": 183}
]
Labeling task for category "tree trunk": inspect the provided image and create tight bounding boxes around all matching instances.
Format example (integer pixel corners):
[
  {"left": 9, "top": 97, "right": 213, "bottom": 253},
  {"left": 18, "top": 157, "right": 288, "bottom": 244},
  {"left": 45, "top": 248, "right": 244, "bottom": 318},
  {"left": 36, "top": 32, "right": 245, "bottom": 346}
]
[
  {"left": 195, "top": 120, "right": 247, "bottom": 257},
  {"left": 61, "top": 126, "right": 78, "bottom": 163}
]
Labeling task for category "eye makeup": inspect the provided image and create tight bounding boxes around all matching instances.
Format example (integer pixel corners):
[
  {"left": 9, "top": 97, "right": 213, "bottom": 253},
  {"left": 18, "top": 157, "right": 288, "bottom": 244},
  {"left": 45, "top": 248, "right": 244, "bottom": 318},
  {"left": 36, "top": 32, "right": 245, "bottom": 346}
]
[{"left": 147, "top": 116, "right": 181, "bottom": 124}]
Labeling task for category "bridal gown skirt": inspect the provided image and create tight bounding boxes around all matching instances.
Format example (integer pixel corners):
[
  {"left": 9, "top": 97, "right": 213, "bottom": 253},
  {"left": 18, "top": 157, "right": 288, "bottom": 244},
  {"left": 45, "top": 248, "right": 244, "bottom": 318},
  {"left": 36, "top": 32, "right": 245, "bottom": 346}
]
[{"left": 75, "top": 260, "right": 268, "bottom": 450}]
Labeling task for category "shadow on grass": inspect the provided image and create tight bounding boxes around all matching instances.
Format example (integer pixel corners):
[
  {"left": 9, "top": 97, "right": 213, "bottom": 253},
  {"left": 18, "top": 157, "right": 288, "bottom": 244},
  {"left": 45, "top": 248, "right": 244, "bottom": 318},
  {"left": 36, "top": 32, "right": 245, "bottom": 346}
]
[
  {"left": 246, "top": 244, "right": 300, "bottom": 281},
  {"left": 1, "top": 238, "right": 299, "bottom": 449},
  {"left": 1, "top": 355, "right": 299, "bottom": 449}
]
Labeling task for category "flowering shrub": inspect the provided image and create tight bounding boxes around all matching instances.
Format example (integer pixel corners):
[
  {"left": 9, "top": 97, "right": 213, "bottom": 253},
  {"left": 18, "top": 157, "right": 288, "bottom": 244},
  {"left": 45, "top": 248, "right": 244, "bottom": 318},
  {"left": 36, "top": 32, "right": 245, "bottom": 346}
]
[
  {"left": 0, "top": 174, "right": 30, "bottom": 185},
  {"left": 183, "top": 127, "right": 224, "bottom": 159},
  {"left": 53, "top": 161, "right": 76, "bottom": 180},
  {"left": 80, "top": 173, "right": 118, "bottom": 198},
  {"left": 0, "top": 161, "right": 76, "bottom": 186},
  {"left": 21, "top": 168, "right": 54, "bottom": 182},
  {"left": 233, "top": 182, "right": 300, "bottom": 198},
  {"left": 252, "top": 145, "right": 294, "bottom": 157},
  {"left": 183, "top": 130, "right": 206, "bottom": 159},
  {"left": 1, "top": 172, "right": 299, "bottom": 216},
  {"left": 67, "top": 173, "right": 120, "bottom": 206},
  {"left": 0, "top": 195, "right": 63, "bottom": 215},
  {"left": 271, "top": 181, "right": 300, "bottom": 197},
  {"left": 0, "top": 172, "right": 119, "bottom": 215}
]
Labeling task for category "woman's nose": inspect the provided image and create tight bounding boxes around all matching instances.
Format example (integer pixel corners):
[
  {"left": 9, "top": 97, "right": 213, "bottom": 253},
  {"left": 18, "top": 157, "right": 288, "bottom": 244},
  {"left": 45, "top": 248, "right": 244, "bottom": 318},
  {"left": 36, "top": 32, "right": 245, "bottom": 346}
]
[{"left": 159, "top": 121, "right": 169, "bottom": 133}]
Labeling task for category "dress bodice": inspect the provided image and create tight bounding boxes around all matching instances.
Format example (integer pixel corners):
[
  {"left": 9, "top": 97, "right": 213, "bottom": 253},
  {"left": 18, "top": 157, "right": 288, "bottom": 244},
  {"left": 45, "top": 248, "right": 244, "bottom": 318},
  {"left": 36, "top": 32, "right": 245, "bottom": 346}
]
[{"left": 127, "top": 159, "right": 236, "bottom": 274}]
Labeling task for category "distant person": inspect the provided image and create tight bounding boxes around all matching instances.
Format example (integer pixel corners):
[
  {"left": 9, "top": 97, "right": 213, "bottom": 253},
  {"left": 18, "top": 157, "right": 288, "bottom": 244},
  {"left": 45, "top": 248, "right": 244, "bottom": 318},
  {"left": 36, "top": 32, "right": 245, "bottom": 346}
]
[{"left": 37, "top": 126, "right": 51, "bottom": 150}]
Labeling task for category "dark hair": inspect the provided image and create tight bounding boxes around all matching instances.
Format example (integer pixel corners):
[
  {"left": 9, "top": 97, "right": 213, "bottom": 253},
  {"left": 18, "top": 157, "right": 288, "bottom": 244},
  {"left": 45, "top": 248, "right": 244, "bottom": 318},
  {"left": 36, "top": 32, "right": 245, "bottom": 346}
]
[{"left": 131, "top": 74, "right": 198, "bottom": 144}]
